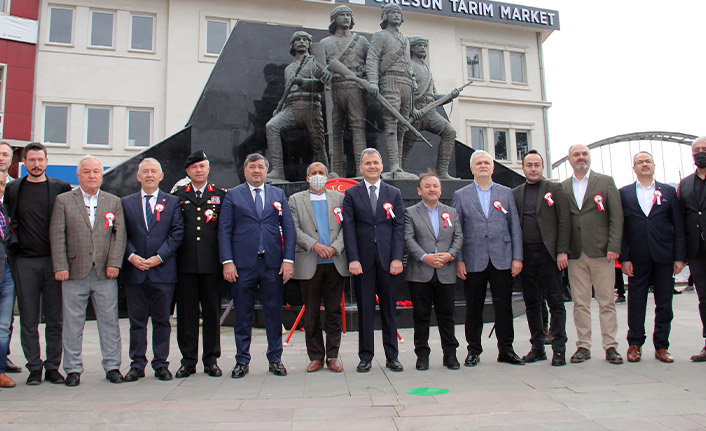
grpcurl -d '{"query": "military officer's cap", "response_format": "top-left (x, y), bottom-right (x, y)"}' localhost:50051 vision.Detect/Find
top-left (184, 150), bottom-right (208, 169)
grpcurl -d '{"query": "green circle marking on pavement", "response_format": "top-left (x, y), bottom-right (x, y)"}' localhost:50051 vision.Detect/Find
top-left (407, 387), bottom-right (450, 396)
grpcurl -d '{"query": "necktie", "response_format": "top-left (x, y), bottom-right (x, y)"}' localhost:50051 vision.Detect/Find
top-left (254, 188), bottom-right (264, 252)
top-left (369, 185), bottom-right (377, 215)
top-left (195, 190), bottom-right (202, 200)
top-left (0, 210), bottom-right (5, 240)
top-left (145, 195), bottom-right (154, 229)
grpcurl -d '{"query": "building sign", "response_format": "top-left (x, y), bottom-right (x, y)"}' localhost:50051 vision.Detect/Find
top-left (343, 0), bottom-right (560, 31)
top-left (0, 15), bottom-right (39, 45)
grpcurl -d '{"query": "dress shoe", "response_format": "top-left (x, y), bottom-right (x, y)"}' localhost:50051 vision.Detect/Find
top-left (464, 352), bottom-right (480, 367)
top-left (205, 363), bottom-right (222, 377)
top-left (385, 358), bottom-right (403, 372)
top-left (615, 296), bottom-right (626, 304)
top-left (64, 372), bottom-right (80, 387)
top-left (45, 369), bottom-right (65, 384)
top-left (105, 369), bottom-right (124, 383)
top-left (0, 373), bottom-right (16, 387)
top-left (268, 361), bottom-right (287, 376)
top-left (231, 363), bottom-right (249, 379)
top-left (498, 351), bottom-right (524, 365)
top-left (154, 367), bottom-right (173, 380)
top-left (326, 358), bottom-right (343, 372)
top-left (357, 360), bottom-right (372, 373)
top-left (5, 357), bottom-right (21, 373)
top-left (551, 351), bottom-right (566, 366)
top-left (521, 349), bottom-right (547, 363)
top-left (306, 360), bottom-right (324, 373)
top-left (175, 364), bottom-right (196, 378)
top-left (627, 345), bottom-right (642, 362)
top-left (443, 355), bottom-right (460, 370)
top-left (26, 370), bottom-right (42, 385)
top-left (123, 367), bottom-right (145, 382)
top-left (570, 347), bottom-right (591, 363)
top-left (655, 348), bottom-right (674, 363)
top-left (606, 347), bottom-right (623, 364)
top-left (415, 357), bottom-right (429, 371)
top-left (690, 347), bottom-right (706, 362)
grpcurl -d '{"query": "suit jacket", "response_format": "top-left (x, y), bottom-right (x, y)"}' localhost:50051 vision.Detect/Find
top-left (619, 181), bottom-right (685, 265)
top-left (512, 179), bottom-right (570, 261)
top-left (121, 190), bottom-right (184, 284)
top-left (342, 180), bottom-right (404, 271)
top-left (452, 181), bottom-right (522, 272)
top-left (678, 172), bottom-right (706, 260)
top-left (404, 201), bottom-right (463, 284)
top-left (561, 170), bottom-right (623, 259)
top-left (289, 189), bottom-right (349, 279)
top-left (50, 188), bottom-right (127, 280)
top-left (218, 183), bottom-right (296, 270)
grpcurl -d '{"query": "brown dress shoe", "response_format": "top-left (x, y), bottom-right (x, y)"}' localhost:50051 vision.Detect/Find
top-left (0, 373), bottom-right (16, 388)
top-left (654, 349), bottom-right (674, 363)
top-left (326, 358), bottom-right (343, 373)
top-left (306, 360), bottom-right (323, 373)
top-left (627, 345), bottom-right (642, 362)
top-left (691, 347), bottom-right (706, 362)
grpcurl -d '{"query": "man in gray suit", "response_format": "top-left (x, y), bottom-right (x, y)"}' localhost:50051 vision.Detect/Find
top-left (405, 172), bottom-right (463, 370)
top-left (453, 150), bottom-right (524, 366)
top-left (561, 144), bottom-right (624, 365)
top-left (50, 156), bottom-right (127, 386)
top-left (289, 162), bottom-right (349, 373)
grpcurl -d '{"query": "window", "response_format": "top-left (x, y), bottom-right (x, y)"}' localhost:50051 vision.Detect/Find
top-left (0, 0), bottom-right (7, 14)
top-left (48, 7), bottom-right (73, 44)
top-left (90, 10), bottom-right (114, 48)
top-left (494, 129), bottom-right (508, 161)
top-left (471, 128), bottom-right (485, 151)
top-left (511, 52), bottom-right (526, 83)
top-left (44, 105), bottom-right (69, 144)
top-left (515, 131), bottom-right (530, 161)
top-left (466, 47), bottom-right (482, 79)
top-left (131, 14), bottom-right (154, 51)
top-left (86, 107), bottom-right (111, 146)
top-left (206, 19), bottom-right (228, 55)
top-left (0, 66), bottom-right (4, 111)
top-left (488, 50), bottom-right (504, 81)
top-left (127, 109), bottom-right (152, 148)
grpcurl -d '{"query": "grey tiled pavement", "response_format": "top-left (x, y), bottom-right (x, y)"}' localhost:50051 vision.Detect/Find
top-left (1, 291), bottom-right (706, 430)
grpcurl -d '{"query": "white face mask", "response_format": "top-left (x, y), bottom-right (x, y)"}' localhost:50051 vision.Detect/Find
top-left (308, 174), bottom-right (327, 191)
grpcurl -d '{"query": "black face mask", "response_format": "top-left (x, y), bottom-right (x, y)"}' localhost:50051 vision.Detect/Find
top-left (695, 152), bottom-right (706, 169)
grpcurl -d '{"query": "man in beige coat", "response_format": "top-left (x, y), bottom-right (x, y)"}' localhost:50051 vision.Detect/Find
top-left (289, 162), bottom-right (349, 372)
top-left (50, 156), bottom-right (127, 386)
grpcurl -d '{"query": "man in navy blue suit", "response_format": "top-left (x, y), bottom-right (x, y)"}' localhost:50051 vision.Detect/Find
top-left (342, 148), bottom-right (405, 373)
top-left (219, 153), bottom-right (296, 378)
top-left (620, 151), bottom-right (685, 363)
top-left (121, 158), bottom-right (184, 382)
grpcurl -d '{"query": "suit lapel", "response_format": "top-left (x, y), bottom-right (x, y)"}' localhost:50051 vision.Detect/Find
top-left (536, 181), bottom-right (547, 215)
top-left (325, 190), bottom-right (338, 231)
top-left (469, 182), bottom-right (486, 219)
top-left (582, 171), bottom-right (597, 210)
top-left (240, 184), bottom-right (258, 218)
top-left (515, 184), bottom-right (525, 219)
top-left (96, 192), bottom-right (108, 229)
top-left (416, 203), bottom-right (436, 238)
top-left (72, 189), bottom-right (93, 230)
top-left (303, 191), bottom-right (315, 226)
top-left (629, 182), bottom-right (647, 219)
top-left (362, 181), bottom-right (377, 219)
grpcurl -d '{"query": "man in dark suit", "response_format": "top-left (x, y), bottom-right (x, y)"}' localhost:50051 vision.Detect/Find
top-left (678, 136), bottom-right (706, 362)
top-left (453, 150), bottom-right (524, 367)
top-left (561, 144), bottom-right (624, 365)
top-left (342, 148), bottom-right (405, 373)
top-left (513, 150), bottom-right (570, 366)
top-left (219, 153), bottom-right (296, 378)
top-left (121, 158), bottom-right (184, 382)
top-left (621, 151), bottom-right (685, 363)
top-left (4, 142), bottom-right (71, 385)
top-left (172, 151), bottom-right (226, 378)
top-left (404, 172), bottom-right (462, 371)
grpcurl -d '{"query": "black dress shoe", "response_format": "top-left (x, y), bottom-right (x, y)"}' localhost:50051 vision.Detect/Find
top-left (64, 372), bottom-right (80, 387)
top-left (105, 369), bottom-right (124, 383)
top-left (464, 352), bottom-right (480, 367)
top-left (123, 367), bottom-right (145, 382)
top-left (231, 363), bottom-right (249, 379)
top-left (175, 364), bottom-right (196, 378)
top-left (26, 370), bottom-right (42, 385)
top-left (205, 363), bottom-right (222, 377)
top-left (521, 349), bottom-right (548, 363)
top-left (155, 367), bottom-right (173, 380)
top-left (443, 355), bottom-right (460, 370)
top-left (605, 347), bottom-right (623, 364)
top-left (570, 347), bottom-right (591, 363)
top-left (5, 357), bottom-right (21, 373)
top-left (498, 351), bottom-right (525, 365)
top-left (385, 358), bottom-right (403, 372)
top-left (356, 360), bottom-right (372, 373)
top-left (268, 361), bottom-right (287, 376)
top-left (45, 369), bottom-right (65, 384)
top-left (415, 357), bottom-right (429, 371)
top-left (551, 351), bottom-right (566, 366)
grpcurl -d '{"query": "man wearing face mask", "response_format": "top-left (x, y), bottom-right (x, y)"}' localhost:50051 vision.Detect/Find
top-left (678, 137), bottom-right (706, 362)
top-left (289, 162), bottom-right (349, 372)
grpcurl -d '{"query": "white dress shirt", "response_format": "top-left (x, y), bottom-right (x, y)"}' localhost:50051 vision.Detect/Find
top-left (248, 183), bottom-right (265, 210)
top-left (140, 189), bottom-right (158, 228)
top-left (636, 180), bottom-right (656, 217)
top-left (363, 178), bottom-right (381, 200)
top-left (571, 170), bottom-right (591, 210)
top-left (81, 188), bottom-right (99, 228)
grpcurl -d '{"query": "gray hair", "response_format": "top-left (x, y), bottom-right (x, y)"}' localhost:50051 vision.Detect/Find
top-left (361, 147), bottom-right (382, 161)
top-left (568, 144), bottom-right (589, 156)
top-left (470, 150), bottom-right (492, 166)
top-left (138, 157), bottom-right (163, 173)
top-left (693, 136), bottom-right (706, 146)
top-left (244, 153), bottom-right (269, 170)
top-left (77, 155), bottom-right (104, 174)
top-left (632, 151), bottom-right (653, 165)
top-left (306, 162), bottom-right (328, 176)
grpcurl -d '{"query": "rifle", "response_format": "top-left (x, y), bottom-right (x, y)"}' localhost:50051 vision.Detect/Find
top-left (273, 55), bottom-right (309, 115)
top-left (327, 59), bottom-right (432, 148)
top-left (415, 80), bottom-right (473, 119)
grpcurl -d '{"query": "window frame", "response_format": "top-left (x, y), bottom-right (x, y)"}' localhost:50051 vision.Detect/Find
top-left (88, 9), bottom-right (116, 49)
top-left (43, 103), bottom-right (70, 146)
top-left (488, 49), bottom-right (505, 82)
top-left (84, 106), bottom-right (112, 148)
top-left (125, 108), bottom-right (153, 149)
top-left (129, 13), bottom-right (156, 53)
top-left (493, 129), bottom-right (509, 161)
top-left (47, 5), bottom-right (75, 46)
top-left (204, 18), bottom-right (229, 57)
top-left (515, 130), bottom-right (531, 161)
top-left (510, 51), bottom-right (527, 84)
top-left (465, 46), bottom-right (483, 80)
top-left (0, 0), bottom-right (10, 15)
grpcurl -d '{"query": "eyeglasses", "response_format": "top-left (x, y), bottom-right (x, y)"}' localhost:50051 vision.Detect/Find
top-left (634, 159), bottom-right (654, 166)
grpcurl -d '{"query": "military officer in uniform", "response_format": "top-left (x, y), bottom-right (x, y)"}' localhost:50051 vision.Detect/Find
top-left (172, 151), bottom-right (227, 378)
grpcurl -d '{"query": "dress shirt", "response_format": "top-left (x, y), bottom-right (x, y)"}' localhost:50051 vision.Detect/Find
top-left (247, 183), bottom-right (265, 211)
top-left (194, 184), bottom-right (206, 199)
top-left (133, 190), bottom-right (162, 263)
top-left (363, 178), bottom-right (381, 201)
top-left (420, 202), bottom-right (440, 261)
top-left (571, 170), bottom-right (591, 210)
top-left (81, 188), bottom-right (99, 228)
top-left (636, 180), bottom-right (655, 217)
top-left (474, 181), bottom-right (492, 218)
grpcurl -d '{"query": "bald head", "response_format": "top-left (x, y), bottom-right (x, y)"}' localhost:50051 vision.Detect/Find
top-left (568, 144), bottom-right (591, 175)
